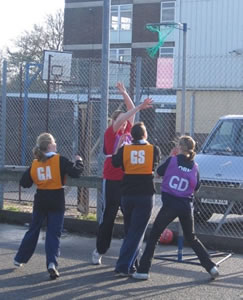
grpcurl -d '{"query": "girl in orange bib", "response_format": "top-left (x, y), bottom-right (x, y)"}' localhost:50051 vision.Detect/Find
top-left (112, 122), bottom-right (161, 276)
top-left (14, 133), bottom-right (83, 279)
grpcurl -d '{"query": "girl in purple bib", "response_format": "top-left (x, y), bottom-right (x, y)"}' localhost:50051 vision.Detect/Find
top-left (133, 136), bottom-right (219, 280)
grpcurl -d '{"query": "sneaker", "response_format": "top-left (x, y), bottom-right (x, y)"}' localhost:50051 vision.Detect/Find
top-left (209, 266), bottom-right (219, 279)
top-left (132, 272), bottom-right (149, 280)
top-left (14, 259), bottom-right (23, 267)
top-left (92, 249), bottom-right (102, 265)
top-left (114, 270), bottom-right (132, 277)
top-left (48, 263), bottom-right (60, 280)
top-left (115, 272), bottom-right (131, 277)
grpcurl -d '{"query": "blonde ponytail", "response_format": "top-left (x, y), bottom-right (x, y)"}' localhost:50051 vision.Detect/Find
top-left (33, 133), bottom-right (55, 162)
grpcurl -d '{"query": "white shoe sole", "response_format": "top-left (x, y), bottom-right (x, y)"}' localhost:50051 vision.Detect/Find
top-left (132, 273), bottom-right (149, 280)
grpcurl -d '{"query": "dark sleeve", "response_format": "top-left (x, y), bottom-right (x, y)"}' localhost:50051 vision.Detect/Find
top-left (156, 157), bottom-right (171, 177)
top-left (195, 169), bottom-right (201, 191)
top-left (20, 167), bottom-right (33, 188)
top-left (60, 156), bottom-right (84, 179)
top-left (153, 145), bottom-right (161, 170)
top-left (112, 147), bottom-right (124, 168)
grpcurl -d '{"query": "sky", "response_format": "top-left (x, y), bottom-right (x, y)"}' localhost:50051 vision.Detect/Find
top-left (0, 0), bottom-right (64, 50)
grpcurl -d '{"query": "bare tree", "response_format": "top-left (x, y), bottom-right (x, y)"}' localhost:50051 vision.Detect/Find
top-left (3, 9), bottom-right (64, 91)
top-left (7, 9), bottom-right (64, 65)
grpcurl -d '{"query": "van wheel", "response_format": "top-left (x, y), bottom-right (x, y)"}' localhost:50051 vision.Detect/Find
top-left (194, 207), bottom-right (213, 223)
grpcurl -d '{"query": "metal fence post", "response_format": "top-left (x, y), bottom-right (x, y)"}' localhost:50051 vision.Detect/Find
top-left (21, 63), bottom-right (30, 166)
top-left (0, 60), bottom-right (7, 209)
top-left (135, 57), bottom-right (142, 122)
top-left (190, 92), bottom-right (195, 138)
top-left (178, 23), bottom-right (187, 261)
top-left (97, 0), bottom-right (111, 222)
top-left (180, 23), bottom-right (187, 135)
top-left (21, 63), bottom-right (43, 166)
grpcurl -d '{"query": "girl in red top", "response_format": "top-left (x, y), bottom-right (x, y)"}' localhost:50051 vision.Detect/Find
top-left (92, 82), bottom-right (153, 265)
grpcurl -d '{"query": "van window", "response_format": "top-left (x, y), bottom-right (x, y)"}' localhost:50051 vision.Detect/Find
top-left (204, 120), bottom-right (234, 154)
top-left (203, 119), bottom-right (243, 155)
top-left (235, 122), bottom-right (243, 154)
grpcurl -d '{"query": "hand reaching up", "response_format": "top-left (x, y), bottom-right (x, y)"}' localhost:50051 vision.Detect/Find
top-left (139, 97), bottom-right (153, 110)
top-left (116, 82), bottom-right (126, 94)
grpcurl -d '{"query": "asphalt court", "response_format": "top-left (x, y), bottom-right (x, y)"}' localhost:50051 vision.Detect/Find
top-left (0, 223), bottom-right (242, 300)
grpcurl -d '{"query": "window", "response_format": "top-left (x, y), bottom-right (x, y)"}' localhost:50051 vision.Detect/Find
top-left (205, 120), bottom-right (235, 153)
top-left (161, 1), bottom-right (175, 23)
top-left (110, 48), bottom-right (131, 62)
top-left (110, 5), bottom-right (132, 43)
top-left (157, 47), bottom-right (174, 88)
top-left (109, 48), bottom-right (131, 85)
top-left (111, 5), bottom-right (132, 31)
top-left (159, 47), bottom-right (174, 58)
top-left (111, 9), bottom-right (119, 31)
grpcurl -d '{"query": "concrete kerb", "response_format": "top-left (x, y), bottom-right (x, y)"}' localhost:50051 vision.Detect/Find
top-left (0, 210), bottom-right (243, 255)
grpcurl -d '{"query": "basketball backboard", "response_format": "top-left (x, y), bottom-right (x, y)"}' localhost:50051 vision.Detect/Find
top-left (42, 50), bottom-right (72, 82)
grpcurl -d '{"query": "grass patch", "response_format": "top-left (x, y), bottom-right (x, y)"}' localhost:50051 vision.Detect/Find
top-left (77, 213), bottom-right (97, 221)
top-left (4, 206), bottom-right (21, 212)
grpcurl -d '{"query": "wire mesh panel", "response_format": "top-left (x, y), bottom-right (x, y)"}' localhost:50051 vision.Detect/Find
top-left (174, 55), bottom-right (243, 236)
top-left (1, 55), bottom-right (243, 239)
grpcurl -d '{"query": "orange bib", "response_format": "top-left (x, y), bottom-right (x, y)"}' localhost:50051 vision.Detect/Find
top-left (123, 144), bottom-right (154, 174)
top-left (30, 154), bottom-right (63, 190)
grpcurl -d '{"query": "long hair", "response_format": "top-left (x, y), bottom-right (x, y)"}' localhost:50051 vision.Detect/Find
top-left (111, 110), bottom-right (123, 121)
top-left (179, 135), bottom-right (196, 161)
top-left (32, 133), bottom-right (55, 162)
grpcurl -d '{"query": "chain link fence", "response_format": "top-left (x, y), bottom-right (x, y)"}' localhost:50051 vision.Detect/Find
top-left (1, 55), bottom-right (243, 240)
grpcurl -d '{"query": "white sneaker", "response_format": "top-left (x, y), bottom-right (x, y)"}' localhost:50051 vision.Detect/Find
top-left (132, 272), bottom-right (149, 280)
top-left (48, 262), bottom-right (60, 280)
top-left (92, 249), bottom-right (102, 265)
top-left (14, 259), bottom-right (23, 267)
top-left (209, 266), bottom-right (219, 279)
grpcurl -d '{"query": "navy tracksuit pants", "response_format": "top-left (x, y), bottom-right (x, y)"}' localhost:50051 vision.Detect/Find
top-left (115, 194), bottom-right (153, 274)
top-left (96, 179), bottom-right (122, 254)
top-left (15, 206), bottom-right (64, 268)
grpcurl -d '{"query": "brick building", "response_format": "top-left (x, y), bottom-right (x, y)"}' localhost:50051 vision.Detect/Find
top-left (63, 0), bottom-right (176, 60)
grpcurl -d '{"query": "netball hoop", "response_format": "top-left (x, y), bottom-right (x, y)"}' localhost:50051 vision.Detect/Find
top-left (145, 22), bottom-right (178, 58)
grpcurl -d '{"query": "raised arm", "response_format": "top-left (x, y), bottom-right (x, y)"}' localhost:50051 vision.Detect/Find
top-left (116, 82), bottom-right (135, 125)
top-left (113, 97), bottom-right (153, 133)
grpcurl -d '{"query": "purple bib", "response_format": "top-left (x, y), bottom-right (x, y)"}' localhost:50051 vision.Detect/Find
top-left (161, 156), bottom-right (198, 198)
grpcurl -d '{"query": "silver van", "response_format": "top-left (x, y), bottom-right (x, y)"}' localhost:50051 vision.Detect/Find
top-left (194, 115), bottom-right (243, 222)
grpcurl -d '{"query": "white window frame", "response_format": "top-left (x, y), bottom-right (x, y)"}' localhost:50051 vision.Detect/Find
top-left (111, 4), bottom-right (132, 32)
top-left (110, 48), bottom-right (132, 62)
top-left (109, 48), bottom-right (131, 85)
top-left (161, 1), bottom-right (176, 23)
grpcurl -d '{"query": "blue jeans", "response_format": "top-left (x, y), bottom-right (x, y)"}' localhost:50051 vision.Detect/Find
top-left (115, 194), bottom-right (153, 274)
top-left (15, 207), bottom-right (64, 267)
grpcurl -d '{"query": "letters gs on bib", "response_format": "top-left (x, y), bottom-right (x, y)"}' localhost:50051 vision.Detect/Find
top-left (130, 150), bottom-right (145, 164)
